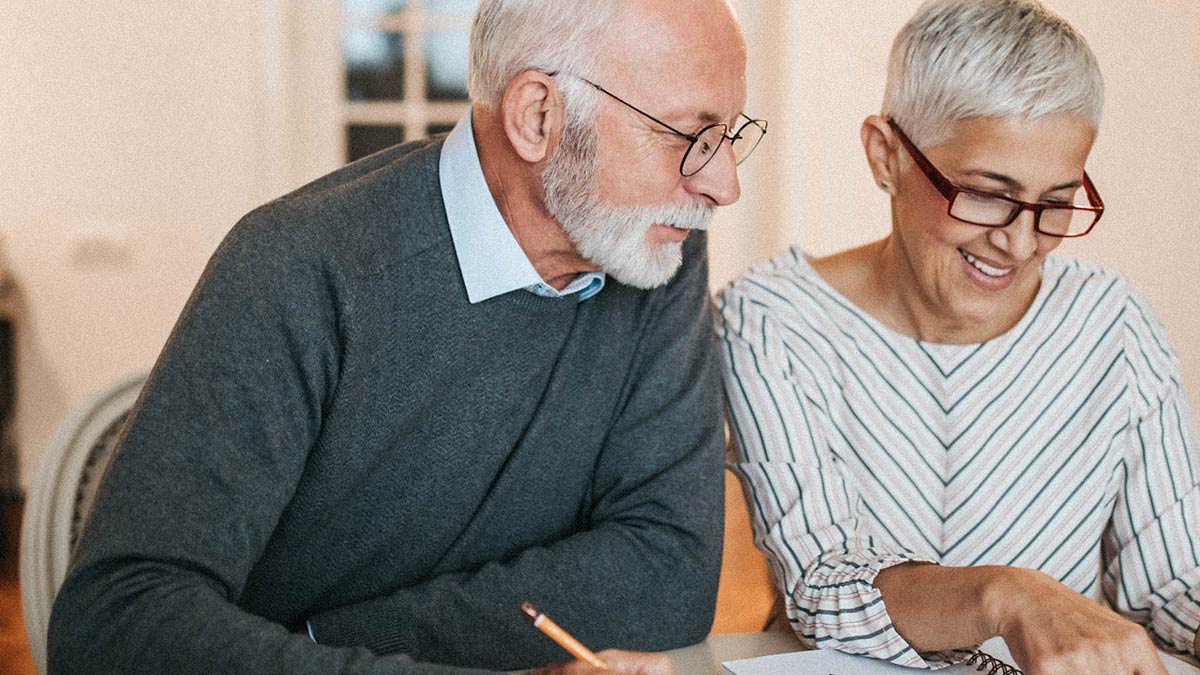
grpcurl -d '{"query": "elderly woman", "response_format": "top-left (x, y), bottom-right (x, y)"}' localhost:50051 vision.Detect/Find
top-left (717, 1), bottom-right (1200, 673)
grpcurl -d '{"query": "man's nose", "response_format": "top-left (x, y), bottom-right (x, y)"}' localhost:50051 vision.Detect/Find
top-left (685, 141), bottom-right (741, 206)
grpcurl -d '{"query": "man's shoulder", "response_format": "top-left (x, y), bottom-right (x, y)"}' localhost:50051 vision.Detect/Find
top-left (229, 138), bottom-right (450, 273)
top-left (284, 137), bottom-right (443, 205)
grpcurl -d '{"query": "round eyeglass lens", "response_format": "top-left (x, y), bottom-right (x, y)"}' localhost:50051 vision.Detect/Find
top-left (682, 124), bottom-right (729, 176)
top-left (733, 120), bottom-right (766, 165)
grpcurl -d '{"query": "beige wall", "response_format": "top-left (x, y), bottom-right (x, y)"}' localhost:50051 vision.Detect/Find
top-left (3, 1), bottom-right (1198, 490)
top-left (1, 2), bottom-right (294, 488)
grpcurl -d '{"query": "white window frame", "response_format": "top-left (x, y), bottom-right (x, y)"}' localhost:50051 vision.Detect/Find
top-left (280, 1), bottom-right (476, 189)
top-left (342, 2), bottom-right (475, 139)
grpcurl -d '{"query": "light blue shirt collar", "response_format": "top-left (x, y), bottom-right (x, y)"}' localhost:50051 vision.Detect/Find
top-left (439, 112), bottom-right (605, 304)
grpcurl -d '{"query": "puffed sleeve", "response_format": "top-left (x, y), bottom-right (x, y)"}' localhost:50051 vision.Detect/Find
top-left (1103, 282), bottom-right (1200, 655)
top-left (715, 283), bottom-right (948, 669)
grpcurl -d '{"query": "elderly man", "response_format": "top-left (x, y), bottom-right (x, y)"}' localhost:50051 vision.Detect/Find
top-left (48, 1), bottom-right (763, 674)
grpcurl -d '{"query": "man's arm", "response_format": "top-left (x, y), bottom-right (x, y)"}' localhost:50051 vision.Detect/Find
top-left (307, 234), bottom-right (726, 668)
top-left (48, 214), bottom-right (500, 675)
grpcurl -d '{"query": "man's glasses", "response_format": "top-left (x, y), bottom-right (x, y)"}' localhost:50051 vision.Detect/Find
top-left (887, 119), bottom-right (1104, 238)
top-left (555, 72), bottom-right (767, 177)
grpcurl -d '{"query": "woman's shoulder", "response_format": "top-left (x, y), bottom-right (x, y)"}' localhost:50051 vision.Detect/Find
top-left (1042, 253), bottom-right (1124, 286)
top-left (1038, 255), bottom-right (1166, 347)
top-left (1040, 254), bottom-right (1168, 316)
top-left (1042, 255), bottom-right (1181, 395)
top-left (715, 246), bottom-right (847, 326)
top-left (1037, 254), bottom-right (1144, 316)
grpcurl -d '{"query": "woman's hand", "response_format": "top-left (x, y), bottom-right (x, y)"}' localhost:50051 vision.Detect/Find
top-left (527, 650), bottom-right (674, 675)
top-left (874, 563), bottom-right (1169, 674)
top-left (986, 568), bottom-right (1167, 675)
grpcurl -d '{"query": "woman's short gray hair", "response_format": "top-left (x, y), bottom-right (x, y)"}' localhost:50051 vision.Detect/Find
top-left (468, 0), bottom-right (619, 112)
top-left (883, 0), bottom-right (1104, 147)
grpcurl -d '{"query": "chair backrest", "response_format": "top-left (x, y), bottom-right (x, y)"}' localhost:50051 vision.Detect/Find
top-left (713, 467), bottom-right (777, 634)
top-left (19, 372), bottom-right (148, 675)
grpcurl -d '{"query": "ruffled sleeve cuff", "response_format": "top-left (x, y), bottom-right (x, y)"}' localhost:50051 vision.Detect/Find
top-left (1151, 584), bottom-right (1200, 655)
top-left (794, 551), bottom-right (967, 670)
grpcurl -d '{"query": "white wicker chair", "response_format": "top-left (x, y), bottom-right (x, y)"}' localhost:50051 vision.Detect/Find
top-left (19, 372), bottom-right (147, 675)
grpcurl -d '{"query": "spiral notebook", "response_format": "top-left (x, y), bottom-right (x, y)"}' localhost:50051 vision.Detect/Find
top-left (721, 637), bottom-right (1200, 675)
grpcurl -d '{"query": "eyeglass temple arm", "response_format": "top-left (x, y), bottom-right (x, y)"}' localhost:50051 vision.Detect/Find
top-left (1082, 172), bottom-right (1104, 211)
top-left (886, 119), bottom-right (957, 200)
top-left (573, 76), bottom-right (698, 140)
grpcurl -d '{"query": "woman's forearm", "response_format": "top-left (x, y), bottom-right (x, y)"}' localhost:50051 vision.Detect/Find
top-left (873, 561), bottom-right (1173, 674)
top-left (872, 562), bottom-right (1012, 652)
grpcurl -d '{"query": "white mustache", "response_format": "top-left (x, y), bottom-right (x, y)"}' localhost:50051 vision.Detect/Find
top-left (623, 200), bottom-right (714, 232)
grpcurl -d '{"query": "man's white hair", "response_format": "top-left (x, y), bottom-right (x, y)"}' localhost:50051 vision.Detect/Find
top-left (467, 0), bottom-right (621, 111)
top-left (883, 0), bottom-right (1104, 148)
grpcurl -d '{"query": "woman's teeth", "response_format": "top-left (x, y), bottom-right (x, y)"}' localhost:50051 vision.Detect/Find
top-left (961, 249), bottom-right (1012, 278)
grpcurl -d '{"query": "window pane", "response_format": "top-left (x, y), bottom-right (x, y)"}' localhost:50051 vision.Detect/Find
top-left (425, 0), bottom-right (478, 15)
top-left (426, 123), bottom-right (456, 138)
top-left (343, 0), bottom-right (407, 16)
top-left (425, 31), bottom-right (469, 101)
top-left (345, 29), bottom-right (405, 101)
top-left (347, 124), bottom-right (406, 162)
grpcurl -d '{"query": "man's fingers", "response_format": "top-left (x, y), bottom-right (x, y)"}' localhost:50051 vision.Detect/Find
top-left (594, 649), bottom-right (674, 675)
top-left (529, 650), bottom-right (674, 675)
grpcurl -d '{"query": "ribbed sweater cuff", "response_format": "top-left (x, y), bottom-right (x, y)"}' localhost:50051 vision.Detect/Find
top-left (308, 596), bottom-right (410, 656)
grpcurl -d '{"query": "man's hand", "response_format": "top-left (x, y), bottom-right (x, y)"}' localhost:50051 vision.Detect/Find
top-left (988, 568), bottom-right (1168, 675)
top-left (528, 650), bottom-right (674, 675)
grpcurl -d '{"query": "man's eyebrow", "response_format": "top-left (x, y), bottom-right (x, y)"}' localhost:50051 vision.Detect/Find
top-left (654, 109), bottom-right (727, 129)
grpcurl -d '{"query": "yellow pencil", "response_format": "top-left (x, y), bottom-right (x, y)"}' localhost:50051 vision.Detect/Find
top-left (520, 602), bottom-right (610, 670)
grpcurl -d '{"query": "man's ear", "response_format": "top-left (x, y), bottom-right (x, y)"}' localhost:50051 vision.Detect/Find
top-left (861, 115), bottom-right (898, 196)
top-left (500, 70), bottom-right (561, 164)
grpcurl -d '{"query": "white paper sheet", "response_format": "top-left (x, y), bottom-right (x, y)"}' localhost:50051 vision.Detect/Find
top-left (721, 637), bottom-right (1200, 675)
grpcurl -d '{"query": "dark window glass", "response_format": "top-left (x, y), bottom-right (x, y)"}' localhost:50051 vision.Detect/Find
top-left (347, 124), bottom-right (406, 162)
top-left (426, 123), bottom-right (455, 138)
top-left (343, 0), bottom-right (407, 16)
top-left (424, 31), bottom-right (469, 101)
top-left (345, 30), bottom-right (405, 101)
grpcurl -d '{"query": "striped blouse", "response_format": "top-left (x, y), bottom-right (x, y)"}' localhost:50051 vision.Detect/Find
top-left (716, 249), bottom-right (1200, 669)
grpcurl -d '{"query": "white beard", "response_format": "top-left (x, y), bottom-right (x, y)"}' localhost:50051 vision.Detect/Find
top-left (541, 116), bottom-right (713, 289)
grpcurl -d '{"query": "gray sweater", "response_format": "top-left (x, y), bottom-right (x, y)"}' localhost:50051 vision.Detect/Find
top-left (47, 138), bottom-right (725, 675)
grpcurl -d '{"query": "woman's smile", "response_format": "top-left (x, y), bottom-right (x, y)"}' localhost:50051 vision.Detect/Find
top-left (958, 248), bottom-right (1017, 290)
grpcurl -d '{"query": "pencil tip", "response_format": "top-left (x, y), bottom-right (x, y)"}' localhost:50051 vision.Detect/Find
top-left (519, 602), bottom-right (540, 622)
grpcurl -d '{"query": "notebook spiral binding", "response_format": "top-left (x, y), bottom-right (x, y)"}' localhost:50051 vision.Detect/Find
top-left (965, 649), bottom-right (1022, 675)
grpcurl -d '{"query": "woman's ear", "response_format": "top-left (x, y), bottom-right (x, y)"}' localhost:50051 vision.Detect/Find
top-left (499, 70), bottom-right (562, 164)
top-left (861, 115), bottom-right (898, 196)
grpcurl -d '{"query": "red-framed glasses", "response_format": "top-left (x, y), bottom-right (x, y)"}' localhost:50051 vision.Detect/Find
top-left (887, 119), bottom-right (1104, 238)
